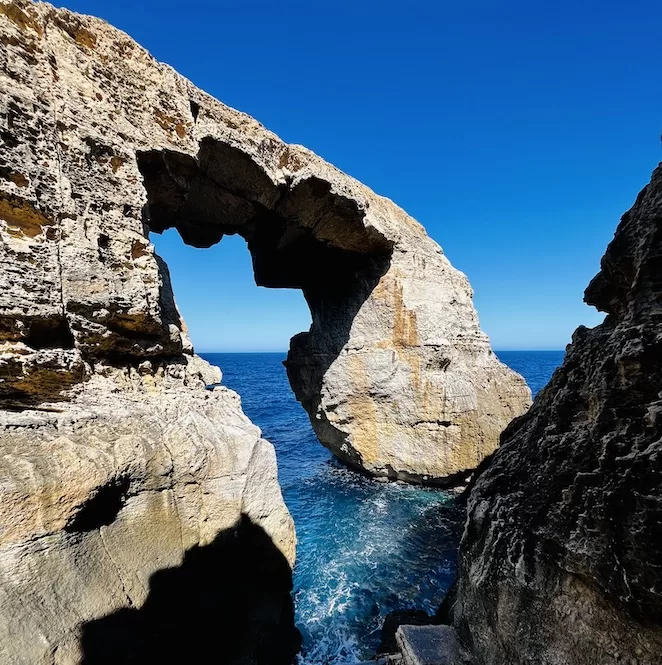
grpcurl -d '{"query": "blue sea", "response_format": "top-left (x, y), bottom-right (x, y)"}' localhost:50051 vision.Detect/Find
top-left (200, 350), bottom-right (564, 664)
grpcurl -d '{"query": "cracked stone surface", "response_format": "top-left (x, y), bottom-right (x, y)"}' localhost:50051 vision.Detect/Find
top-left (450, 165), bottom-right (662, 664)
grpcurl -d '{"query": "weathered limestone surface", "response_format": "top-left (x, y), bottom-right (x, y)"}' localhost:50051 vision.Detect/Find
top-left (0, 366), bottom-right (297, 664)
top-left (1, 4), bottom-right (299, 662)
top-left (450, 166), bottom-right (662, 664)
top-left (0, 0), bottom-right (530, 486)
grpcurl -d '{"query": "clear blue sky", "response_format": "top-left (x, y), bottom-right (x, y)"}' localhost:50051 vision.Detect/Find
top-left (59, 1), bottom-right (662, 351)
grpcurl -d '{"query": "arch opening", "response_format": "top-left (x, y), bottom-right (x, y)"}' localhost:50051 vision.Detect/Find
top-left (151, 230), bottom-right (311, 354)
top-left (136, 139), bottom-right (393, 469)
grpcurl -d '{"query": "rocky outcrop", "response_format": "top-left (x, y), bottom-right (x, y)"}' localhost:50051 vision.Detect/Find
top-left (0, 369), bottom-right (298, 664)
top-left (450, 166), bottom-right (662, 664)
top-left (1, 3), bottom-right (298, 662)
top-left (0, 0), bottom-right (529, 487)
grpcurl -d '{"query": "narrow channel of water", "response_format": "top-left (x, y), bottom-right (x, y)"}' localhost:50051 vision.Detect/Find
top-left (202, 351), bottom-right (562, 664)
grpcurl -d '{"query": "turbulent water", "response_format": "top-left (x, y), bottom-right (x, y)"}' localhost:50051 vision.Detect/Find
top-left (201, 350), bottom-right (563, 664)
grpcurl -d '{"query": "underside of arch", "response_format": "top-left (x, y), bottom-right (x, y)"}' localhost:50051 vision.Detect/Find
top-left (136, 140), bottom-right (394, 472)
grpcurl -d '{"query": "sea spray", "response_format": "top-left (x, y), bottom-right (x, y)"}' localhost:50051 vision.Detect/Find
top-left (204, 351), bottom-right (562, 663)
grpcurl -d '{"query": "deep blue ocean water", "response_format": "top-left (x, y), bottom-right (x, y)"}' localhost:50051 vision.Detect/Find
top-left (201, 350), bottom-right (564, 664)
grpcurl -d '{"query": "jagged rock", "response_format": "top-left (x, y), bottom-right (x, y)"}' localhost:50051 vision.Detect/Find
top-left (0, 0), bottom-right (529, 486)
top-left (450, 166), bottom-right (662, 664)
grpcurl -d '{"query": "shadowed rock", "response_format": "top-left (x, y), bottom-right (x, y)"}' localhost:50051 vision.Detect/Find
top-left (449, 165), bottom-right (662, 664)
top-left (0, 384), bottom-right (296, 664)
top-left (81, 515), bottom-right (300, 665)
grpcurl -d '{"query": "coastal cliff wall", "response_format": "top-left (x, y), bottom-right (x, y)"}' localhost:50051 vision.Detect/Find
top-left (0, 381), bottom-right (299, 664)
top-left (1, 2), bottom-right (299, 662)
top-left (450, 166), bottom-right (662, 664)
top-left (0, 0), bottom-right (529, 487)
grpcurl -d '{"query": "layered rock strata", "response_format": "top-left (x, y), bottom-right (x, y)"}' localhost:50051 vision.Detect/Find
top-left (450, 165), bottom-right (662, 664)
top-left (0, 0), bottom-right (530, 487)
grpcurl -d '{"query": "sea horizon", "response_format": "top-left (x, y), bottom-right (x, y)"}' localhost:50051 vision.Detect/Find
top-left (198, 348), bottom-right (567, 354)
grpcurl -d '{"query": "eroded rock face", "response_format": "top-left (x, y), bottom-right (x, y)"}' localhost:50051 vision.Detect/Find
top-left (1, 5), bottom-right (298, 662)
top-left (0, 362), bottom-right (298, 664)
top-left (0, 0), bottom-right (530, 486)
top-left (450, 166), bottom-right (662, 664)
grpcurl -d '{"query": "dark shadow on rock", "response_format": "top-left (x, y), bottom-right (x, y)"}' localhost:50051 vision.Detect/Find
top-left (80, 515), bottom-right (300, 665)
top-left (284, 251), bottom-right (392, 471)
top-left (65, 476), bottom-right (131, 533)
top-left (434, 580), bottom-right (458, 625)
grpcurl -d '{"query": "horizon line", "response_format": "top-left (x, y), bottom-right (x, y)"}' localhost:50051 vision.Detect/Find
top-left (196, 348), bottom-right (567, 354)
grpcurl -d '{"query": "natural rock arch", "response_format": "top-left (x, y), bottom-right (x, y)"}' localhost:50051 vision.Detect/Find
top-left (0, 3), bottom-right (531, 663)
top-left (137, 141), bottom-right (394, 471)
top-left (137, 133), bottom-right (529, 484)
top-left (0, 1), bottom-right (530, 484)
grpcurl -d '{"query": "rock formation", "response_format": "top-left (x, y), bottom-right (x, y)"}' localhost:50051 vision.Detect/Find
top-left (450, 165), bottom-right (662, 664)
top-left (0, 0), bottom-right (529, 487)
top-left (2, 3), bottom-right (298, 662)
top-left (0, 380), bottom-right (299, 664)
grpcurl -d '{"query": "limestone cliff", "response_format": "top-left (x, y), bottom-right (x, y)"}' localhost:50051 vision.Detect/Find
top-left (0, 374), bottom-right (299, 664)
top-left (0, 0), bottom-right (530, 488)
top-left (1, 3), bottom-right (299, 663)
top-left (450, 166), bottom-right (662, 664)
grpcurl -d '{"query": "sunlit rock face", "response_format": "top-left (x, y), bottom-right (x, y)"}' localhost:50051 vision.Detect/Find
top-left (450, 166), bottom-right (662, 665)
top-left (0, 379), bottom-right (298, 665)
top-left (0, 1), bottom-right (530, 659)
top-left (0, 1), bottom-right (529, 486)
top-left (1, 3), bottom-right (298, 663)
